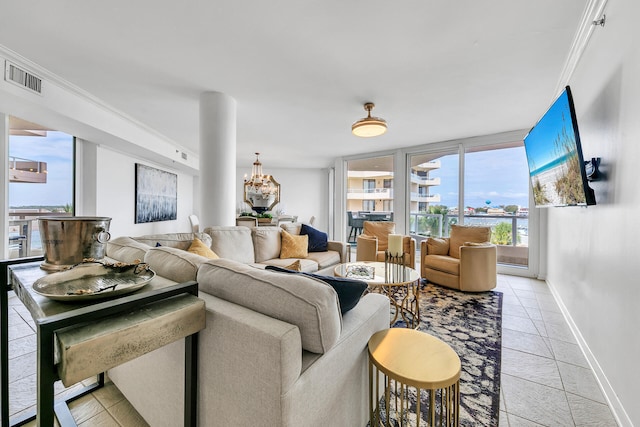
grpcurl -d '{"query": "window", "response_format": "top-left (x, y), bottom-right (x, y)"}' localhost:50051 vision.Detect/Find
top-left (464, 145), bottom-right (529, 267)
top-left (7, 117), bottom-right (75, 259)
top-left (346, 155), bottom-right (395, 237)
top-left (408, 143), bottom-right (530, 269)
top-left (363, 179), bottom-right (376, 193)
top-left (409, 150), bottom-right (459, 238)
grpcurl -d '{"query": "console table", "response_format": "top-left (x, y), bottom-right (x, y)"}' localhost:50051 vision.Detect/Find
top-left (1, 258), bottom-right (205, 427)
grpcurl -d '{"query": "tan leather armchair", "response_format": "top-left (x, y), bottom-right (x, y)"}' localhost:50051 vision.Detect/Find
top-left (356, 221), bottom-right (416, 268)
top-left (420, 225), bottom-right (496, 292)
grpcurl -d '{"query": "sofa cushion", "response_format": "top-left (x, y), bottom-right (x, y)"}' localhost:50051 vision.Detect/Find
top-left (423, 254), bottom-right (460, 276)
top-left (106, 237), bottom-right (150, 263)
top-left (449, 225), bottom-right (492, 259)
top-left (362, 221), bottom-right (396, 252)
top-left (304, 250), bottom-right (341, 269)
top-left (426, 237), bottom-right (449, 255)
top-left (204, 226), bottom-right (255, 264)
top-left (197, 258), bottom-right (341, 354)
top-left (133, 233), bottom-right (212, 251)
top-left (280, 230), bottom-right (308, 259)
top-left (266, 266), bottom-right (368, 314)
top-left (187, 238), bottom-right (219, 259)
top-left (300, 224), bottom-right (328, 252)
top-left (144, 247), bottom-right (209, 283)
top-left (252, 227), bottom-right (281, 262)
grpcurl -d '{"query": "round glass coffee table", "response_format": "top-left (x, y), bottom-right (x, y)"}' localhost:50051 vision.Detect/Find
top-left (334, 261), bottom-right (421, 328)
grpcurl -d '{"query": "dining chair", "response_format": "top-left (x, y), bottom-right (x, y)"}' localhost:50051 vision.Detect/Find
top-left (236, 216), bottom-right (258, 228)
top-left (188, 214), bottom-right (200, 233)
top-left (347, 211), bottom-right (364, 243)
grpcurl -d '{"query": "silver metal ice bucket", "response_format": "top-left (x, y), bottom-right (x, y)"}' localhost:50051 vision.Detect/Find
top-left (38, 216), bottom-right (112, 271)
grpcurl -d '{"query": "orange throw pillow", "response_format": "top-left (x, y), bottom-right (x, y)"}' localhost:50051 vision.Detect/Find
top-left (187, 238), bottom-right (219, 259)
top-left (280, 230), bottom-right (309, 259)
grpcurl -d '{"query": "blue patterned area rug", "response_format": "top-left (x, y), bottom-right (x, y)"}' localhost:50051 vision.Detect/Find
top-left (380, 281), bottom-right (503, 426)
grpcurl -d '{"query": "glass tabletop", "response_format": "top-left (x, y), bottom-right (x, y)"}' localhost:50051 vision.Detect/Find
top-left (334, 261), bottom-right (420, 286)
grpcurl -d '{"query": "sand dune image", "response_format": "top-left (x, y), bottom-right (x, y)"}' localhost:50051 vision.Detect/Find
top-left (531, 155), bottom-right (585, 206)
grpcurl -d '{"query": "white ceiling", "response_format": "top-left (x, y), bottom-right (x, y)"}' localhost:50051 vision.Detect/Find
top-left (0, 1), bottom-right (587, 169)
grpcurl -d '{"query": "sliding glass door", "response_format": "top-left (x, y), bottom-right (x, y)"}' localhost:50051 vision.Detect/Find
top-left (408, 150), bottom-right (459, 244)
top-left (408, 142), bottom-right (533, 272)
top-left (464, 145), bottom-right (530, 268)
top-left (346, 155), bottom-right (394, 242)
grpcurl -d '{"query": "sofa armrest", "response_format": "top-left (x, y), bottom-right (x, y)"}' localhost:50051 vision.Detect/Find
top-left (459, 244), bottom-right (497, 291)
top-left (327, 240), bottom-right (349, 263)
top-left (356, 234), bottom-right (377, 262)
top-left (143, 246), bottom-right (210, 283)
top-left (421, 237), bottom-right (451, 278)
top-left (110, 292), bottom-right (303, 427)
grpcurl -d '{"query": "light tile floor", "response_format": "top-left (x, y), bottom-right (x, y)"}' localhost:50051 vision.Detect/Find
top-left (6, 274), bottom-right (619, 426)
top-left (496, 274), bottom-right (618, 426)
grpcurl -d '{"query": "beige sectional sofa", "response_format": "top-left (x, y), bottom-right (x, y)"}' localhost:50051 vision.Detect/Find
top-left (104, 231), bottom-right (389, 427)
top-left (203, 224), bottom-right (348, 275)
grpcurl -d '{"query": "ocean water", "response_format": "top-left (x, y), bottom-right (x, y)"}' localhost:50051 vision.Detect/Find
top-left (530, 151), bottom-right (575, 176)
top-left (30, 229), bottom-right (42, 250)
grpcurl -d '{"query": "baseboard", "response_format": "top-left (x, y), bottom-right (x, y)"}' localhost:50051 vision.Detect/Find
top-left (545, 278), bottom-right (633, 427)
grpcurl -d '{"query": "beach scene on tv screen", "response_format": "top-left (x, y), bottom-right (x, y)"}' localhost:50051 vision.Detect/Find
top-left (524, 90), bottom-right (586, 206)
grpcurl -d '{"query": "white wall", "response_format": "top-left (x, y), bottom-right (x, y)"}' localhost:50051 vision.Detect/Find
top-left (91, 149), bottom-right (328, 237)
top-left (546, 0), bottom-right (638, 424)
top-left (235, 167), bottom-right (330, 232)
top-left (92, 145), bottom-right (195, 238)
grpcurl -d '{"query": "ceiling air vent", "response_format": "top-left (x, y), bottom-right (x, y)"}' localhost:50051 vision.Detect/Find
top-left (4, 61), bottom-right (43, 95)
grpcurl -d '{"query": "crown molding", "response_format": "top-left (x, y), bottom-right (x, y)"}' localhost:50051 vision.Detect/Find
top-left (554, 0), bottom-right (609, 96)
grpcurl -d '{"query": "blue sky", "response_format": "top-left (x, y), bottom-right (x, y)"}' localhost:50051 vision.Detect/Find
top-left (523, 88), bottom-right (575, 173)
top-left (428, 146), bottom-right (530, 208)
top-left (9, 131), bottom-right (74, 207)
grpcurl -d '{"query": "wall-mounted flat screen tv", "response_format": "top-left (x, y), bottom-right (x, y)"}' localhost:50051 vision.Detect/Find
top-left (523, 86), bottom-right (596, 207)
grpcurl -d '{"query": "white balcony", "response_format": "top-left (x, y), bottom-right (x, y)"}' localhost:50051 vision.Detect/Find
top-left (411, 175), bottom-right (441, 186)
top-left (410, 193), bottom-right (441, 203)
top-left (347, 188), bottom-right (393, 200)
top-left (8, 157), bottom-right (47, 183)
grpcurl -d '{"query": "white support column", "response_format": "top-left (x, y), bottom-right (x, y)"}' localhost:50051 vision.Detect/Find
top-left (199, 92), bottom-right (237, 227)
top-left (0, 114), bottom-right (9, 259)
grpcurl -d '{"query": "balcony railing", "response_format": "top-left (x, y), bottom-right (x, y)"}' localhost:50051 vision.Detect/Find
top-left (9, 156), bottom-right (47, 183)
top-left (410, 174), bottom-right (441, 186)
top-left (410, 193), bottom-right (441, 203)
top-left (8, 211), bottom-right (72, 258)
top-left (347, 188), bottom-right (393, 200)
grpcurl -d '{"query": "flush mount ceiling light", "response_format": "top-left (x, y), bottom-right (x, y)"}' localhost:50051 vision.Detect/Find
top-left (352, 102), bottom-right (387, 137)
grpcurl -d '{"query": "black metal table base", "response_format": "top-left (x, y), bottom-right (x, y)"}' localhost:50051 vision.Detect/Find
top-left (1, 258), bottom-right (200, 427)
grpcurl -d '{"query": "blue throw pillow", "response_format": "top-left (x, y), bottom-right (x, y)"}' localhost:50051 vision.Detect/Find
top-left (265, 266), bottom-right (367, 314)
top-left (300, 224), bottom-right (328, 252)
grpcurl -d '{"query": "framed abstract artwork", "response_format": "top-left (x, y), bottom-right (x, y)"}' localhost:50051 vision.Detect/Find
top-left (135, 163), bottom-right (177, 223)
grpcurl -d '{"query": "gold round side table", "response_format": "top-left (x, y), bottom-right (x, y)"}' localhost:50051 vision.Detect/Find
top-left (368, 328), bottom-right (461, 426)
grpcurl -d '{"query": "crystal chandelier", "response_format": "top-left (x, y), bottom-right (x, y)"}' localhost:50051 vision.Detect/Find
top-left (244, 153), bottom-right (277, 200)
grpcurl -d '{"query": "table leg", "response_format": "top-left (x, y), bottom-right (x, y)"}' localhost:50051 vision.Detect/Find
top-left (184, 333), bottom-right (198, 427)
top-left (37, 326), bottom-right (56, 427)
